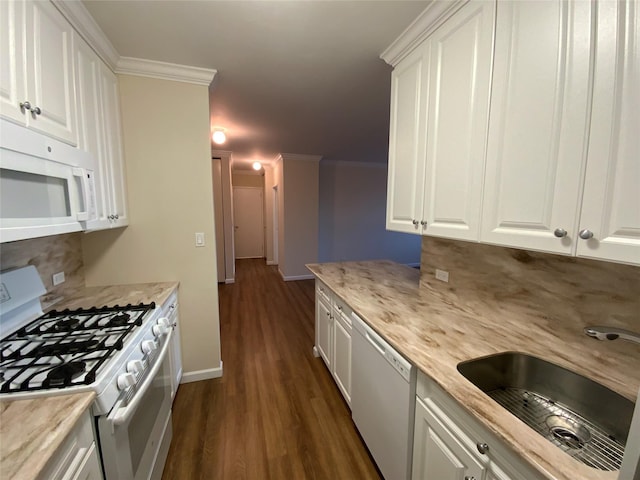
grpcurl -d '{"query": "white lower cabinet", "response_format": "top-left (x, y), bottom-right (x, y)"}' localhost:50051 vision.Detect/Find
top-left (314, 279), bottom-right (352, 407)
top-left (412, 372), bottom-right (542, 480)
top-left (39, 409), bottom-right (102, 480)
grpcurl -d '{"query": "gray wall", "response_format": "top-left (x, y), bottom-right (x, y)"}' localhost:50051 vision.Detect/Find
top-left (318, 160), bottom-right (421, 264)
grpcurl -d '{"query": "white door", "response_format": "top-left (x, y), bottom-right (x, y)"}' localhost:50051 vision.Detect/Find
top-left (386, 43), bottom-right (429, 234)
top-left (24, 0), bottom-right (77, 145)
top-left (233, 186), bottom-right (264, 259)
top-left (480, 1), bottom-right (593, 254)
top-left (421, 0), bottom-right (494, 241)
top-left (577, 0), bottom-right (640, 265)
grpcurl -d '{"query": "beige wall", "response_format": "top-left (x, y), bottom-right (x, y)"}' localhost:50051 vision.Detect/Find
top-left (232, 172), bottom-right (263, 188)
top-left (281, 154), bottom-right (320, 279)
top-left (81, 75), bottom-right (221, 378)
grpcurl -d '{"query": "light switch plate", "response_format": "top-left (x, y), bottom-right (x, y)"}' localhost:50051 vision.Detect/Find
top-left (52, 272), bottom-right (65, 286)
top-left (435, 269), bottom-right (449, 283)
top-left (195, 232), bottom-right (205, 247)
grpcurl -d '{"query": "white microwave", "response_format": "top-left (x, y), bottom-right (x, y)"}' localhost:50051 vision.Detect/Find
top-left (0, 120), bottom-right (98, 243)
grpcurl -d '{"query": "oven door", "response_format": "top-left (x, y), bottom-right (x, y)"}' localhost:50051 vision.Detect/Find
top-left (98, 332), bottom-right (173, 480)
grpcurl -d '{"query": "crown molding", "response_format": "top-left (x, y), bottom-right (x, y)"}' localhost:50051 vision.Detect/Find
top-left (280, 153), bottom-right (323, 163)
top-left (52, 0), bottom-right (120, 70)
top-left (116, 57), bottom-right (217, 86)
top-left (380, 0), bottom-right (468, 67)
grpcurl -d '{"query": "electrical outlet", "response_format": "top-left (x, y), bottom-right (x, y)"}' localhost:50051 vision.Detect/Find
top-left (195, 232), bottom-right (205, 247)
top-left (435, 269), bottom-right (449, 283)
top-left (52, 272), bottom-right (65, 286)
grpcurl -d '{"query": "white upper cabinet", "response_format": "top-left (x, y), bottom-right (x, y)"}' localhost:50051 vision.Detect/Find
top-left (386, 0), bottom-right (495, 239)
top-left (576, 0), bottom-right (640, 265)
top-left (480, 1), bottom-right (594, 254)
top-left (0, 0), bottom-right (77, 145)
top-left (75, 34), bottom-right (128, 230)
top-left (422, 1), bottom-right (494, 240)
top-left (386, 45), bottom-right (428, 234)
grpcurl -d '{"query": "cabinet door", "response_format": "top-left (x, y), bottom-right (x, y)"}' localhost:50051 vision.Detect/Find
top-left (481, 1), bottom-right (593, 254)
top-left (24, 0), bottom-right (77, 145)
top-left (577, 0), bottom-right (640, 265)
top-left (412, 397), bottom-right (485, 480)
top-left (421, 0), bottom-right (494, 241)
top-left (386, 44), bottom-right (429, 234)
top-left (0, 0), bottom-right (27, 125)
top-left (75, 35), bottom-right (111, 229)
top-left (71, 444), bottom-right (102, 480)
top-left (316, 296), bottom-right (332, 369)
top-left (332, 315), bottom-right (351, 406)
top-left (99, 63), bottom-right (129, 227)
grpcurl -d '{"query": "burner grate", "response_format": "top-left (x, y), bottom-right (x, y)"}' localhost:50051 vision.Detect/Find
top-left (488, 387), bottom-right (625, 471)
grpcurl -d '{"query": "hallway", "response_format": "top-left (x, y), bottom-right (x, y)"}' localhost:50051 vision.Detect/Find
top-left (162, 258), bottom-right (381, 479)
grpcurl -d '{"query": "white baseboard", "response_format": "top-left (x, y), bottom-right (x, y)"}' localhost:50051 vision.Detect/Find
top-left (312, 346), bottom-right (320, 358)
top-left (281, 273), bottom-right (315, 281)
top-left (266, 260), bottom-right (277, 265)
top-left (180, 361), bottom-right (223, 383)
top-left (224, 278), bottom-right (235, 284)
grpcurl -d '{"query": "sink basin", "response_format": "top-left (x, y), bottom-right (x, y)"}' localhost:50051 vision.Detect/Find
top-left (457, 352), bottom-right (635, 471)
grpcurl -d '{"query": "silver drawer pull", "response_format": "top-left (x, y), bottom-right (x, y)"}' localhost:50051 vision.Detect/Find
top-left (476, 442), bottom-right (489, 454)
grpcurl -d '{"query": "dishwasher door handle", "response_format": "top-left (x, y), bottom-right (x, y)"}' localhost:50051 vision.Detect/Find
top-left (365, 331), bottom-right (386, 356)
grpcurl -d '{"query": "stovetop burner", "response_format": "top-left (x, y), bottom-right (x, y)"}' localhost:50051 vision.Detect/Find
top-left (46, 361), bottom-right (86, 387)
top-left (0, 302), bottom-right (155, 393)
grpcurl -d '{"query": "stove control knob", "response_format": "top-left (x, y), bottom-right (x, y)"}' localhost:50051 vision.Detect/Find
top-left (117, 373), bottom-right (136, 390)
top-left (141, 340), bottom-right (157, 354)
top-left (127, 360), bottom-right (144, 374)
top-left (152, 324), bottom-right (170, 337)
top-left (158, 317), bottom-right (171, 328)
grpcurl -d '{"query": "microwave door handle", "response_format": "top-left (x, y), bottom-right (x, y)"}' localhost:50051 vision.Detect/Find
top-left (72, 168), bottom-right (89, 221)
top-left (108, 329), bottom-right (173, 427)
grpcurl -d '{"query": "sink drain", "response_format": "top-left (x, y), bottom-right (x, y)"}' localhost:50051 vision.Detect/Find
top-left (546, 415), bottom-right (591, 449)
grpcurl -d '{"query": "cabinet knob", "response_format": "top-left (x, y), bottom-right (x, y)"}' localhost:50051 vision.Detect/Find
top-left (420, 220), bottom-right (427, 227)
top-left (476, 442), bottom-right (489, 454)
top-left (19, 100), bottom-right (32, 112)
top-left (553, 228), bottom-right (567, 238)
top-left (32, 106), bottom-right (41, 115)
top-left (412, 219), bottom-right (419, 226)
top-left (464, 477), bottom-right (476, 480)
top-left (114, 214), bottom-right (119, 219)
top-left (579, 229), bottom-right (594, 240)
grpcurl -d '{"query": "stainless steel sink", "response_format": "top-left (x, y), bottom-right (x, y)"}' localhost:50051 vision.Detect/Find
top-left (457, 352), bottom-right (635, 471)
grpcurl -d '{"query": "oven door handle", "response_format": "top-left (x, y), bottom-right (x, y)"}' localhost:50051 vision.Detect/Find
top-left (108, 329), bottom-right (172, 427)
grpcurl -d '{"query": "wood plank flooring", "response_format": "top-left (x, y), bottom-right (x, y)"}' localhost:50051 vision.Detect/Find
top-left (162, 258), bottom-right (381, 480)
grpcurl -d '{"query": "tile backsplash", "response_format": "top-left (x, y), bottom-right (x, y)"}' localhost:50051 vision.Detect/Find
top-left (420, 237), bottom-right (640, 332)
top-left (0, 233), bottom-right (85, 308)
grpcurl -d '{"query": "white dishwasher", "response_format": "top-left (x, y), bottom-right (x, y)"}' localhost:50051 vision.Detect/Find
top-left (351, 313), bottom-right (416, 480)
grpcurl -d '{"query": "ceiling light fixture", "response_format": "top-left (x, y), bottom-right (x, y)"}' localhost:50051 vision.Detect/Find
top-left (212, 128), bottom-right (226, 145)
top-left (252, 161), bottom-right (262, 171)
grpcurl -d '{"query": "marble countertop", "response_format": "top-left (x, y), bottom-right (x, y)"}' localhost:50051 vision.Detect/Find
top-left (0, 391), bottom-right (95, 480)
top-left (306, 260), bottom-right (640, 480)
top-left (0, 281), bottom-right (179, 479)
top-left (44, 281), bottom-right (179, 312)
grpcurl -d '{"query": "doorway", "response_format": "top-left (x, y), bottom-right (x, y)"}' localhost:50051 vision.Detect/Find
top-left (233, 186), bottom-right (264, 259)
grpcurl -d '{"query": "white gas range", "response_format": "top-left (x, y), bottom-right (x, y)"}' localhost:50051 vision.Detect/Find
top-left (0, 265), bottom-right (175, 480)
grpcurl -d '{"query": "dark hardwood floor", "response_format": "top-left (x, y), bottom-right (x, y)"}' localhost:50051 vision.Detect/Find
top-left (162, 258), bottom-right (381, 479)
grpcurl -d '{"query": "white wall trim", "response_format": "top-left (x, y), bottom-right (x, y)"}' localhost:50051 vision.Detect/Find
top-left (266, 260), bottom-right (277, 266)
top-left (116, 57), bottom-right (217, 86)
top-left (52, 0), bottom-right (120, 70)
top-left (181, 362), bottom-right (223, 383)
top-left (380, 0), bottom-right (468, 66)
top-left (281, 273), bottom-right (315, 282)
top-left (280, 153), bottom-right (323, 163)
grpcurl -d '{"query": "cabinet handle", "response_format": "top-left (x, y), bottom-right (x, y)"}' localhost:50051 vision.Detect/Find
top-left (476, 442), bottom-right (489, 454)
top-left (553, 228), bottom-right (567, 238)
top-left (326, 312), bottom-right (330, 317)
top-left (420, 220), bottom-right (427, 227)
top-left (412, 219), bottom-right (419, 226)
top-left (32, 106), bottom-right (41, 115)
top-left (114, 214), bottom-right (119, 219)
top-left (19, 100), bottom-right (32, 112)
top-left (579, 229), bottom-right (594, 240)
top-left (464, 477), bottom-right (476, 480)
top-left (337, 305), bottom-right (343, 312)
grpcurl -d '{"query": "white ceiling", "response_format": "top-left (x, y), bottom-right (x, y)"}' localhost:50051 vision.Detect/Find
top-left (83, 1), bottom-right (430, 170)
